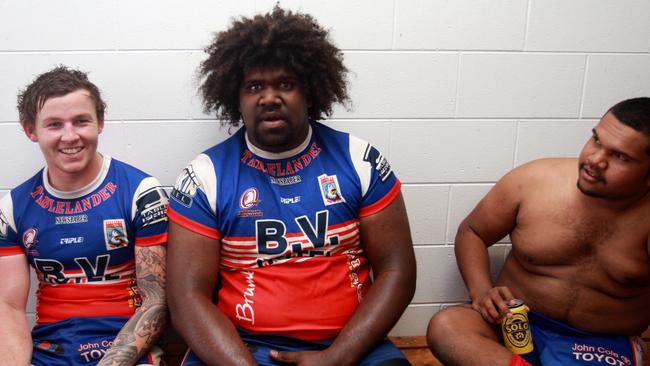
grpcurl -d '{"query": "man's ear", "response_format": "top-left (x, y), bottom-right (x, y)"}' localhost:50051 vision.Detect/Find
top-left (23, 123), bottom-right (38, 142)
top-left (98, 119), bottom-right (104, 134)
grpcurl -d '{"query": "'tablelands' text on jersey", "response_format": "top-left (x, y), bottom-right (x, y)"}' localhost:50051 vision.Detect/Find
top-left (0, 156), bottom-right (168, 324)
top-left (168, 121), bottom-right (400, 341)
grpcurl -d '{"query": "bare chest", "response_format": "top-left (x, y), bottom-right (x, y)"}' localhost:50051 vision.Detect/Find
top-left (511, 198), bottom-right (650, 287)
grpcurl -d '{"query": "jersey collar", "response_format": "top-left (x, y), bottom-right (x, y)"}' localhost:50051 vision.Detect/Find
top-left (42, 154), bottom-right (112, 199)
top-left (244, 125), bottom-right (313, 160)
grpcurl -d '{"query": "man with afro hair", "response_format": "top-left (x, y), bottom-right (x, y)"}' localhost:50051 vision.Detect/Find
top-left (167, 6), bottom-right (416, 366)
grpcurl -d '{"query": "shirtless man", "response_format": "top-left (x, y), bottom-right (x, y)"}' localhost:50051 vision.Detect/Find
top-left (427, 97), bottom-right (650, 366)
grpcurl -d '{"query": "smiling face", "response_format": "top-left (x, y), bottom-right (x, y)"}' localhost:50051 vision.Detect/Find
top-left (24, 89), bottom-right (104, 191)
top-left (577, 112), bottom-right (650, 202)
top-left (239, 68), bottom-right (310, 153)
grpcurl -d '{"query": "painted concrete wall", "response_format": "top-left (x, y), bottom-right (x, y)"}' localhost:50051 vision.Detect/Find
top-left (1, 0), bottom-right (648, 336)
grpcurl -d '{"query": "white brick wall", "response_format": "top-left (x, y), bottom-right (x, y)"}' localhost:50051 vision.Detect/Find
top-left (1, 0), bottom-right (648, 337)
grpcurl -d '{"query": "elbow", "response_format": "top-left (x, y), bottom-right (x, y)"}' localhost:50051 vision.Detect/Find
top-left (380, 258), bottom-right (417, 303)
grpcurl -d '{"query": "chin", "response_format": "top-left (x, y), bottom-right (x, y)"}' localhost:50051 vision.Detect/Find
top-left (576, 181), bottom-right (605, 198)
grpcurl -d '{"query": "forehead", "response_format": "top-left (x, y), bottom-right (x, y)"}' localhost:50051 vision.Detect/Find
top-left (595, 112), bottom-right (650, 156)
top-left (242, 67), bottom-right (298, 81)
top-left (37, 89), bottom-right (96, 119)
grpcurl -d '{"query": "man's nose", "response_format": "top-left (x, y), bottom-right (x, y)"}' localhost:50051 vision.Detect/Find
top-left (259, 87), bottom-right (280, 106)
top-left (61, 123), bottom-right (79, 141)
top-left (588, 149), bottom-right (608, 169)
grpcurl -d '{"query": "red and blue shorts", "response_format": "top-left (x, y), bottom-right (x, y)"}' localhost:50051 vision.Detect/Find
top-left (519, 312), bottom-right (646, 366)
top-left (31, 316), bottom-right (163, 366)
top-left (180, 329), bottom-right (409, 366)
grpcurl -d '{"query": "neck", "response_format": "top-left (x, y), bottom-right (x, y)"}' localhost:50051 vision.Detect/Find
top-left (47, 153), bottom-right (104, 192)
top-left (578, 188), bottom-right (649, 212)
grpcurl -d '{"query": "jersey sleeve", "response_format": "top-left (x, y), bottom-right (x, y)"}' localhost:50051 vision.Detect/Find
top-left (132, 177), bottom-right (169, 246)
top-left (168, 153), bottom-right (220, 240)
top-left (349, 135), bottom-right (401, 218)
top-left (0, 193), bottom-right (23, 256)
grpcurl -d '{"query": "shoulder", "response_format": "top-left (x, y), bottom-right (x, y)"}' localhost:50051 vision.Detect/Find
top-left (12, 169), bottom-right (44, 194)
top-left (488, 158), bottom-right (576, 206)
top-left (1, 170), bottom-right (43, 212)
top-left (204, 127), bottom-right (245, 156)
top-left (108, 158), bottom-right (166, 200)
top-left (503, 158), bottom-right (575, 184)
top-left (0, 172), bottom-right (42, 235)
top-left (311, 121), bottom-right (353, 148)
top-left (110, 157), bottom-right (151, 180)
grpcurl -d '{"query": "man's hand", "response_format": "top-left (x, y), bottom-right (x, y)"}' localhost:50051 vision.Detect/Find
top-left (472, 286), bottom-right (516, 324)
top-left (270, 349), bottom-right (344, 366)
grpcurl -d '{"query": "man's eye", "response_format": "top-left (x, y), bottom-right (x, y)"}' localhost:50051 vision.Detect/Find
top-left (614, 152), bottom-right (629, 161)
top-left (247, 83), bottom-right (262, 92)
top-left (280, 81), bottom-right (294, 89)
top-left (593, 136), bottom-right (600, 145)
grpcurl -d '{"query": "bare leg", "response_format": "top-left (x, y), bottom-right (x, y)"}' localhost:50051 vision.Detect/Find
top-left (427, 305), bottom-right (513, 366)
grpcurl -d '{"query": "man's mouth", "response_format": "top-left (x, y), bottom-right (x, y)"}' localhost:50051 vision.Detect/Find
top-left (60, 147), bottom-right (83, 155)
top-left (257, 112), bottom-right (288, 129)
top-left (580, 164), bottom-right (604, 183)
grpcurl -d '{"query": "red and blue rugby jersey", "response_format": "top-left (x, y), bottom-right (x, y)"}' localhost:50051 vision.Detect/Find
top-left (168, 121), bottom-right (401, 341)
top-left (0, 155), bottom-right (168, 324)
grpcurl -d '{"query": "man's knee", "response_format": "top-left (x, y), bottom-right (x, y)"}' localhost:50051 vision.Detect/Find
top-left (427, 306), bottom-right (463, 348)
top-left (427, 306), bottom-right (496, 349)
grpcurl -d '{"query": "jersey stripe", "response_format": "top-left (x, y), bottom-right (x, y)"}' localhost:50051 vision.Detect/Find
top-left (135, 232), bottom-right (168, 247)
top-left (0, 246), bottom-right (23, 256)
top-left (359, 180), bottom-right (401, 217)
top-left (168, 208), bottom-right (220, 239)
top-left (220, 221), bottom-right (362, 268)
top-left (36, 280), bottom-right (138, 324)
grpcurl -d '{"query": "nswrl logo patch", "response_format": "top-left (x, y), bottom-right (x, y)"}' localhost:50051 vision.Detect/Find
top-left (136, 186), bottom-right (168, 228)
top-left (171, 164), bottom-right (200, 208)
top-left (0, 209), bottom-right (9, 240)
top-left (363, 144), bottom-right (393, 182)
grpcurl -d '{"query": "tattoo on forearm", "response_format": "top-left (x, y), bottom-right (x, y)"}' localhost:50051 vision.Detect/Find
top-left (98, 246), bottom-right (167, 366)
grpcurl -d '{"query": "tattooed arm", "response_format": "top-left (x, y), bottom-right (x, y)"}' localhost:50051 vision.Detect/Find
top-left (98, 245), bottom-right (168, 366)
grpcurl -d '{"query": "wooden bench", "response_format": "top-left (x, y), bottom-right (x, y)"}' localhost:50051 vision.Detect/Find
top-left (162, 330), bottom-right (650, 366)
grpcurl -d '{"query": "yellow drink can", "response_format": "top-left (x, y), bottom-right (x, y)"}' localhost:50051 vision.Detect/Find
top-left (501, 299), bottom-right (534, 355)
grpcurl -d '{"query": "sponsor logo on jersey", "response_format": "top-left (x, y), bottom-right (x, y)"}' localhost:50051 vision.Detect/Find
top-left (136, 186), bottom-right (168, 228)
top-left (31, 183), bottom-right (117, 214)
top-left (0, 209), bottom-right (9, 239)
top-left (253, 210), bottom-right (340, 267)
top-left (363, 144), bottom-right (393, 182)
top-left (171, 164), bottom-right (200, 208)
top-left (240, 188), bottom-right (260, 209)
top-left (235, 270), bottom-right (255, 325)
top-left (348, 255), bottom-right (365, 301)
top-left (103, 219), bottom-right (129, 250)
top-left (128, 280), bottom-right (143, 307)
top-left (34, 254), bottom-right (122, 284)
top-left (238, 188), bottom-right (263, 217)
top-left (269, 175), bottom-right (302, 186)
top-left (60, 236), bottom-right (84, 245)
top-left (55, 214), bottom-right (89, 225)
top-left (318, 174), bottom-right (345, 206)
top-left (22, 228), bottom-right (38, 249)
top-left (240, 142), bottom-right (322, 177)
top-left (280, 196), bottom-right (301, 204)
